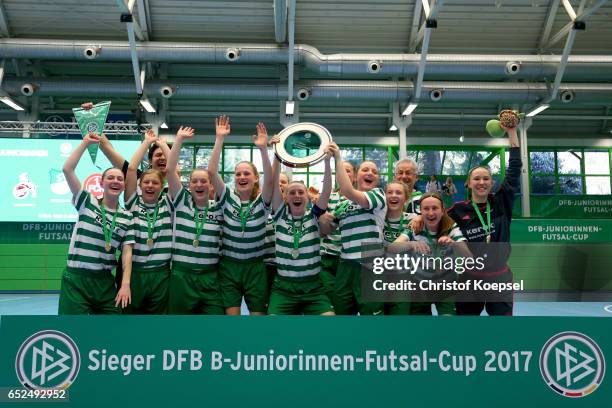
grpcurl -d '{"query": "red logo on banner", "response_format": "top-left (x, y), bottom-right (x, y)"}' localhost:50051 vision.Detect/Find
top-left (84, 173), bottom-right (103, 199)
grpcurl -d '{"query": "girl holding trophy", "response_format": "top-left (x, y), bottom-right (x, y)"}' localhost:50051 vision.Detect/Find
top-left (325, 153), bottom-right (386, 315)
top-left (59, 133), bottom-right (134, 314)
top-left (266, 137), bottom-right (335, 315)
top-left (123, 130), bottom-right (174, 314)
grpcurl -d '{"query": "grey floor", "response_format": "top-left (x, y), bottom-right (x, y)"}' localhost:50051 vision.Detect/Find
top-left (0, 294), bottom-right (611, 316)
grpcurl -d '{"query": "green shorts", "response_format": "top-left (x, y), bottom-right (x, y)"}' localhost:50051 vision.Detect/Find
top-left (168, 264), bottom-right (224, 315)
top-left (58, 268), bottom-right (121, 315)
top-left (123, 264), bottom-right (170, 315)
top-left (265, 263), bottom-right (277, 294)
top-left (410, 301), bottom-right (456, 316)
top-left (219, 257), bottom-right (268, 313)
top-left (334, 259), bottom-right (383, 315)
top-left (319, 253), bottom-right (338, 302)
top-left (268, 274), bottom-right (334, 315)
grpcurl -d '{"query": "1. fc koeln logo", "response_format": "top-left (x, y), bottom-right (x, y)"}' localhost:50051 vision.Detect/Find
top-left (540, 331), bottom-right (605, 397)
top-left (15, 330), bottom-right (80, 389)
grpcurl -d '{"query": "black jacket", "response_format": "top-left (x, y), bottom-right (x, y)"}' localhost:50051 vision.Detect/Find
top-left (447, 147), bottom-right (522, 271)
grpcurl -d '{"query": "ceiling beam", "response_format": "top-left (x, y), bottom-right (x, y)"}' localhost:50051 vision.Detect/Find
top-left (136, 0), bottom-right (151, 41)
top-left (274, 0), bottom-right (288, 43)
top-left (538, 0), bottom-right (561, 51)
top-left (409, 0), bottom-right (443, 52)
top-left (0, 0), bottom-right (10, 37)
top-left (544, 0), bottom-right (608, 49)
top-left (116, 0), bottom-right (146, 41)
top-left (407, 0), bottom-right (423, 51)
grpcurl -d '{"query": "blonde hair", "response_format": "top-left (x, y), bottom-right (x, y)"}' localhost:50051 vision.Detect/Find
top-left (190, 168), bottom-right (210, 181)
top-left (139, 168), bottom-right (164, 185)
top-left (419, 192), bottom-right (456, 239)
top-left (386, 180), bottom-right (410, 203)
top-left (236, 161), bottom-right (260, 201)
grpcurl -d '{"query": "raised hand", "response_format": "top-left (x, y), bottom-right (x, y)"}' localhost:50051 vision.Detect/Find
top-left (215, 115), bottom-right (231, 139)
top-left (269, 134), bottom-right (280, 146)
top-left (144, 128), bottom-right (158, 144)
top-left (176, 126), bottom-right (195, 139)
top-left (83, 133), bottom-right (101, 145)
top-left (253, 122), bottom-right (269, 149)
top-left (325, 142), bottom-right (340, 160)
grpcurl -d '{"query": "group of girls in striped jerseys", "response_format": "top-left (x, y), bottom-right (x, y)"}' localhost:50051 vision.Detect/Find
top-left (59, 111), bottom-right (521, 316)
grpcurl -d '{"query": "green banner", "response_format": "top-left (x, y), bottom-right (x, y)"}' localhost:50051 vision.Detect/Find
top-left (72, 101), bottom-right (111, 166)
top-left (0, 222), bottom-right (73, 244)
top-left (1, 220), bottom-right (609, 245)
top-left (511, 219), bottom-right (612, 243)
top-left (0, 316), bottom-right (609, 407)
top-left (527, 196), bottom-right (612, 219)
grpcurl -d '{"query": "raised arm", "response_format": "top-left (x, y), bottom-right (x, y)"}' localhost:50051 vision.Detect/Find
top-left (166, 126), bottom-right (194, 199)
top-left (332, 147), bottom-right (371, 208)
top-left (208, 116), bottom-right (229, 198)
top-left (125, 129), bottom-right (157, 200)
top-left (317, 144), bottom-right (334, 210)
top-left (63, 133), bottom-right (100, 198)
top-left (99, 134), bottom-right (127, 171)
top-left (253, 122), bottom-right (273, 204)
top-left (268, 135), bottom-right (284, 212)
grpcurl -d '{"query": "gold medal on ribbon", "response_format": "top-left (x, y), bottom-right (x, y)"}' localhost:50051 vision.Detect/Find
top-left (292, 249), bottom-right (299, 259)
top-left (193, 239), bottom-right (199, 247)
top-left (486, 234), bottom-right (491, 243)
top-left (104, 242), bottom-right (111, 252)
top-left (147, 238), bottom-right (154, 247)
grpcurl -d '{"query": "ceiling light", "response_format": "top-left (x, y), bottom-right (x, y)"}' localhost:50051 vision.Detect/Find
top-left (0, 97), bottom-right (25, 111)
top-left (389, 125), bottom-right (398, 131)
top-left (139, 98), bottom-right (156, 113)
top-left (285, 100), bottom-right (295, 115)
top-left (401, 103), bottom-right (418, 116)
top-left (526, 104), bottom-right (550, 117)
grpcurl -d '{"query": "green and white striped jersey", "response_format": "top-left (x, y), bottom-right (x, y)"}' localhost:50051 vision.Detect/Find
top-left (400, 223), bottom-right (466, 281)
top-left (67, 189), bottom-right (134, 272)
top-left (320, 191), bottom-right (341, 257)
top-left (404, 190), bottom-right (423, 214)
top-left (171, 187), bottom-right (224, 269)
top-left (337, 188), bottom-right (386, 260)
top-left (125, 192), bottom-right (173, 269)
top-left (400, 223), bottom-right (466, 246)
top-left (382, 212), bottom-right (417, 246)
top-left (272, 203), bottom-right (321, 278)
top-left (218, 185), bottom-right (269, 261)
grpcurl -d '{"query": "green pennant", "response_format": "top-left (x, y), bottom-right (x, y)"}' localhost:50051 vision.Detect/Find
top-left (72, 101), bottom-right (111, 165)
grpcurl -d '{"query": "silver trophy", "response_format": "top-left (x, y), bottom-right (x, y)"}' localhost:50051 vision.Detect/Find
top-left (273, 122), bottom-right (333, 168)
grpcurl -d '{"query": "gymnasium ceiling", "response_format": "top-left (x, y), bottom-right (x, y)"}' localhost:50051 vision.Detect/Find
top-left (0, 0), bottom-right (611, 144)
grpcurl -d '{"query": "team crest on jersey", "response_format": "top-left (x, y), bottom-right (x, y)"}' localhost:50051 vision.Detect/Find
top-left (383, 229), bottom-right (399, 241)
top-left (95, 213), bottom-right (118, 233)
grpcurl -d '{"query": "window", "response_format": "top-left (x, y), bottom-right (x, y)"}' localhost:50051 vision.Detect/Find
top-left (443, 151), bottom-right (472, 175)
top-left (584, 151), bottom-right (611, 195)
top-left (530, 151), bottom-right (555, 174)
top-left (420, 150), bottom-right (444, 175)
top-left (557, 151), bottom-right (581, 174)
